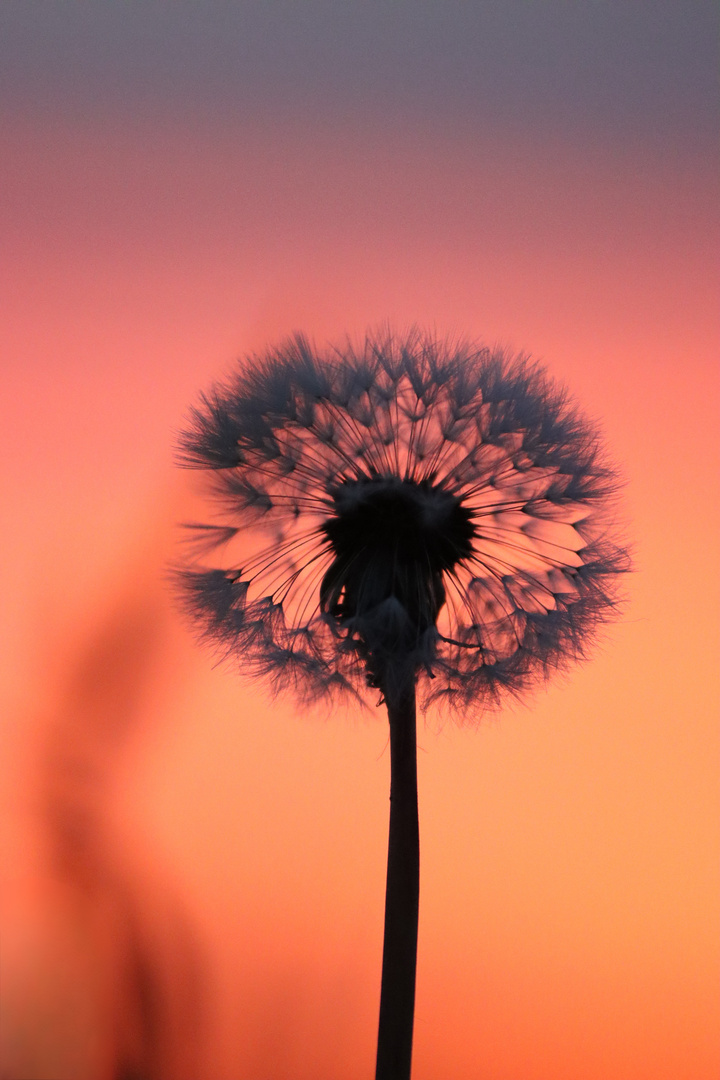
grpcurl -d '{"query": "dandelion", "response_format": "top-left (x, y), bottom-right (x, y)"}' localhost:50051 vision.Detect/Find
top-left (176, 328), bottom-right (629, 1080)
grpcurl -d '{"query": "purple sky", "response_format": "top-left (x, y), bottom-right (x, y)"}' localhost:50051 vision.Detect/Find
top-left (1, 2), bottom-right (716, 150)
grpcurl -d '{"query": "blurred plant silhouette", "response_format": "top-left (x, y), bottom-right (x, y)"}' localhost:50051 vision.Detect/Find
top-left (0, 556), bottom-right (204, 1080)
top-left (177, 328), bottom-right (629, 1079)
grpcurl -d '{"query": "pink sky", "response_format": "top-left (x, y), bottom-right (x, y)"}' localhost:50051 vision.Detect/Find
top-left (1, 7), bottom-right (718, 1076)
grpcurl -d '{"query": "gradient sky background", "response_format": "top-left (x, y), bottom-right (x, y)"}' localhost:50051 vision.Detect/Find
top-left (1, 4), bottom-right (718, 1078)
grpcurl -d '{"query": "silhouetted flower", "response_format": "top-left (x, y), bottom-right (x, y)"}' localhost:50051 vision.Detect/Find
top-left (176, 327), bottom-right (629, 1080)
top-left (176, 329), bottom-right (628, 711)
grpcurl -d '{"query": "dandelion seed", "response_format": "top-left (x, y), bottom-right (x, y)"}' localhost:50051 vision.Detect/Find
top-left (175, 328), bottom-right (629, 1080)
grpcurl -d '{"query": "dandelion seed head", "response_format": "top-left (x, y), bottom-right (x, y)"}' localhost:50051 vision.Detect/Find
top-left (176, 329), bottom-right (629, 713)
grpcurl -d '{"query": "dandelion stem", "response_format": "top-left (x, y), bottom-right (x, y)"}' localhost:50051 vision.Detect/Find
top-left (375, 676), bottom-right (419, 1080)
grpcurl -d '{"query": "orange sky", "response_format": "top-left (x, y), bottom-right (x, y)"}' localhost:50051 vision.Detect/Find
top-left (1, 58), bottom-right (718, 1080)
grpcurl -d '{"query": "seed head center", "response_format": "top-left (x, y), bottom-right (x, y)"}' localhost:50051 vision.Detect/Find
top-left (319, 477), bottom-right (476, 656)
top-left (323, 477), bottom-right (474, 572)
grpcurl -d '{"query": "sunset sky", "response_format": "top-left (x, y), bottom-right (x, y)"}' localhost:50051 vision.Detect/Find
top-left (1, 4), bottom-right (718, 1078)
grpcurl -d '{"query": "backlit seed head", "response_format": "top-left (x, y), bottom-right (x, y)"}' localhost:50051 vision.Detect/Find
top-left (176, 329), bottom-right (629, 711)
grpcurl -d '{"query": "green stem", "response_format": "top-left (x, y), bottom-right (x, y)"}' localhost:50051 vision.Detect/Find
top-left (375, 678), bottom-right (419, 1080)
